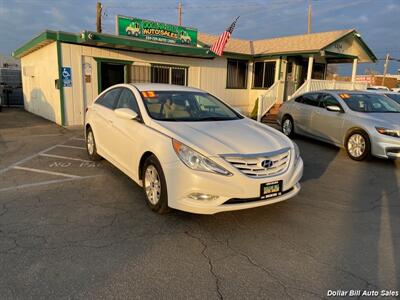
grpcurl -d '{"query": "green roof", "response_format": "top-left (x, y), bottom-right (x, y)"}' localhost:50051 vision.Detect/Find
top-left (13, 30), bottom-right (216, 59)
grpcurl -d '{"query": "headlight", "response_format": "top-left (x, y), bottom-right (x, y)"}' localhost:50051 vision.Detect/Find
top-left (172, 139), bottom-right (232, 176)
top-left (293, 142), bottom-right (300, 161)
top-left (376, 127), bottom-right (400, 138)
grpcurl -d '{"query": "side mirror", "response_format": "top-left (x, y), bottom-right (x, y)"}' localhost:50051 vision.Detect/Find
top-left (326, 105), bottom-right (342, 113)
top-left (114, 108), bottom-right (138, 120)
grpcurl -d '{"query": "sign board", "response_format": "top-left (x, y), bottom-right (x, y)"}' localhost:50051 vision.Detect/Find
top-left (61, 67), bottom-right (72, 87)
top-left (116, 15), bottom-right (197, 46)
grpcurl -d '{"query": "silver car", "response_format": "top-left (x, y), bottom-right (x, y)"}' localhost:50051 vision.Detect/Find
top-left (367, 90), bottom-right (400, 105)
top-left (277, 90), bottom-right (400, 161)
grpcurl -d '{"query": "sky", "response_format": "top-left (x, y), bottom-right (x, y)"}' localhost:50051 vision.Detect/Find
top-left (0, 0), bottom-right (399, 75)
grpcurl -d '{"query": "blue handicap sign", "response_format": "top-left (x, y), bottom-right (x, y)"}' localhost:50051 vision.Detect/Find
top-left (61, 67), bottom-right (72, 87)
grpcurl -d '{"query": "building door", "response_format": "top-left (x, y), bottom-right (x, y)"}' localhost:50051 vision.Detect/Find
top-left (100, 62), bottom-right (125, 92)
top-left (283, 61), bottom-right (297, 101)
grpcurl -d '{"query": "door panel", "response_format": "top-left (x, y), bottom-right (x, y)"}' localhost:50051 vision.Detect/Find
top-left (311, 94), bottom-right (345, 144)
top-left (93, 105), bottom-right (116, 156)
top-left (91, 88), bottom-right (121, 155)
top-left (109, 88), bottom-right (143, 179)
top-left (292, 94), bottom-right (320, 135)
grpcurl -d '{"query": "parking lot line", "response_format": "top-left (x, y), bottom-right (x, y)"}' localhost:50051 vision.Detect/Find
top-left (13, 166), bottom-right (82, 179)
top-left (0, 145), bottom-right (59, 175)
top-left (39, 153), bottom-right (93, 163)
top-left (71, 137), bottom-right (85, 141)
top-left (57, 145), bottom-right (86, 150)
top-left (0, 175), bottom-right (101, 193)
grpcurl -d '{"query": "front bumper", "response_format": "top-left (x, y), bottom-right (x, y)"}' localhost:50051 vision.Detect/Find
top-left (163, 157), bottom-right (303, 214)
top-left (371, 133), bottom-right (400, 159)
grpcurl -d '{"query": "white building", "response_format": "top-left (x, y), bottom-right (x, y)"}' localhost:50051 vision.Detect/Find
top-left (13, 24), bottom-right (376, 126)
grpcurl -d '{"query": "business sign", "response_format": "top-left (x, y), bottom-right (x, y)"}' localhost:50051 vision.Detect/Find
top-left (117, 15), bottom-right (197, 46)
top-left (61, 67), bottom-right (72, 87)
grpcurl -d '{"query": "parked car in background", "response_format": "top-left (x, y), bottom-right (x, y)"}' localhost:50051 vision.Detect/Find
top-left (278, 90), bottom-right (400, 161)
top-left (368, 90), bottom-right (400, 105)
top-left (391, 87), bottom-right (400, 93)
top-left (367, 86), bottom-right (390, 91)
top-left (85, 84), bottom-right (303, 214)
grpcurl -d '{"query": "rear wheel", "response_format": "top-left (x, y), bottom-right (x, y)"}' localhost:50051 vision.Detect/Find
top-left (86, 127), bottom-right (102, 161)
top-left (142, 155), bottom-right (170, 214)
top-left (345, 130), bottom-right (371, 161)
top-left (282, 116), bottom-right (295, 138)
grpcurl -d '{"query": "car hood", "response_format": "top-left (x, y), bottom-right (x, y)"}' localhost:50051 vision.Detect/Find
top-left (356, 112), bottom-right (400, 129)
top-left (152, 118), bottom-right (293, 156)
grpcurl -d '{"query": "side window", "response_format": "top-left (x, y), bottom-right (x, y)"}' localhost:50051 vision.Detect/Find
top-left (302, 93), bottom-right (320, 107)
top-left (96, 88), bottom-right (121, 109)
top-left (319, 94), bottom-right (341, 109)
top-left (116, 88), bottom-right (140, 113)
top-left (294, 96), bottom-right (304, 103)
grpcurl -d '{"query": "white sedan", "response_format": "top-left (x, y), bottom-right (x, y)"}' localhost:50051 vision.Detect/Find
top-left (85, 84), bottom-right (303, 214)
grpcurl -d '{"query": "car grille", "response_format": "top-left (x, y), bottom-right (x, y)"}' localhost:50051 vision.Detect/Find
top-left (224, 187), bottom-right (295, 204)
top-left (221, 148), bottom-right (291, 178)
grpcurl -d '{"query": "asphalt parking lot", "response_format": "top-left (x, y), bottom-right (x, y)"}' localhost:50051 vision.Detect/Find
top-left (1, 108), bottom-right (399, 299)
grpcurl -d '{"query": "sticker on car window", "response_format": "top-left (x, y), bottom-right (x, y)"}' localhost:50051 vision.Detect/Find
top-left (142, 91), bottom-right (157, 98)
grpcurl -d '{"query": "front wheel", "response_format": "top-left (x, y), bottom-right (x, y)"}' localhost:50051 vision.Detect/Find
top-left (142, 155), bottom-right (170, 214)
top-left (345, 130), bottom-right (371, 161)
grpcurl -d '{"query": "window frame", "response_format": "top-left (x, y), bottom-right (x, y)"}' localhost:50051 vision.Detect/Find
top-left (252, 61), bottom-right (276, 89)
top-left (150, 64), bottom-right (188, 86)
top-left (301, 93), bottom-right (321, 107)
top-left (319, 93), bottom-right (343, 111)
top-left (226, 59), bottom-right (248, 89)
top-left (94, 87), bottom-right (122, 110)
top-left (115, 87), bottom-right (142, 116)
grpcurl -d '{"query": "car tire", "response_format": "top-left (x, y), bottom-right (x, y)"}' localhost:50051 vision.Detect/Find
top-left (127, 30), bottom-right (132, 36)
top-left (86, 127), bottom-right (102, 161)
top-left (345, 130), bottom-right (372, 161)
top-left (282, 116), bottom-right (295, 138)
top-left (142, 155), bottom-right (170, 214)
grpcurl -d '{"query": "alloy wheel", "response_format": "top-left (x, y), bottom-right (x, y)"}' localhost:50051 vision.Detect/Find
top-left (87, 131), bottom-right (94, 155)
top-left (144, 165), bottom-right (161, 205)
top-left (283, 119), bottom-right (292, 136)
top-left (347, 134), bottom-right (366, 158)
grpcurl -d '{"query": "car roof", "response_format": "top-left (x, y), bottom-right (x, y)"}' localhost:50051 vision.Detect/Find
top-left (129, 83), bottom-right (202, 92)
top-left (304, 90), bottom-right (373, 95)
top-left (364, 89), bottom-right (399, 95)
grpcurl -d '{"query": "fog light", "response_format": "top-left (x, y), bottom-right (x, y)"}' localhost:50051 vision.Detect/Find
top-left (188, 193), bottom-right (219, 201)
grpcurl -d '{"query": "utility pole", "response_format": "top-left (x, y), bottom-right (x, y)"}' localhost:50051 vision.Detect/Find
top-left (96, 2), bottom-right (102, 33)
top-left (307, 1), bottom-right (312, 34)
top-left (382, 53), bottom-right (390, 86)
top-left (178, 0), bottom-right (183, 26)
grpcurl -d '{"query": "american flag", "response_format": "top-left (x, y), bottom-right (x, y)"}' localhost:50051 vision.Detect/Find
top-left (210, 17), bottom-right (239, 56)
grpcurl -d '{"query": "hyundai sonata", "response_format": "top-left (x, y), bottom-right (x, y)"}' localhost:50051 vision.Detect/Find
top-left (85, 84), bottom-right (303, 214)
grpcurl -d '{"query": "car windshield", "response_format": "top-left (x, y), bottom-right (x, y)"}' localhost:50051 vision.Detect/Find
top-left (140, 91), bottom-right (243, 121)
top-left (385, 93), bottom-right (400, 104)
top-left (340, 93), bottom-right (400, 113)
